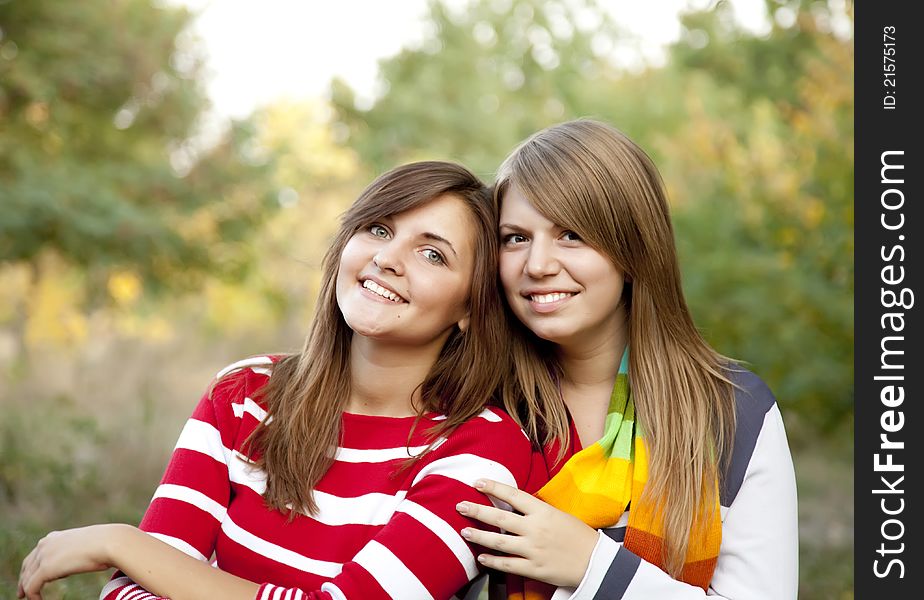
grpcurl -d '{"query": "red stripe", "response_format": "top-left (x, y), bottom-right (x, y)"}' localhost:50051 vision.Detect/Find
top-left (140, 498), bottom-right (220, 557)
top-left (159, 448), bottom-right (229, 502)
top-left (323, 562), bottom-right (389, 599)
top-left (376, 512), bottom-right (469, 595)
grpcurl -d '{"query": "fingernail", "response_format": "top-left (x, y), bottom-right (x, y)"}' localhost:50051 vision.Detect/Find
top-left (477, 554), bottom-right (487, 563)
top-left (460, 528), bottom-right (472, 539)
top-left (474, 479), bottom-right (486, 489)
top-left (456, 502), bottom-right (469, 514)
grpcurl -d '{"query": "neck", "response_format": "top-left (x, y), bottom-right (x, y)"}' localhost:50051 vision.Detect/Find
top-left (555, 318), bottom-right (628, 447)
top-left (347, 333), bottom-right (447, 417)
top-left (557, 317), bottom-right (628, 404)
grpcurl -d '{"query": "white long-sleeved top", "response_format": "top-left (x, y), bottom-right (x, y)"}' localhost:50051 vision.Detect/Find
top-left (559, 369), bottom-right (799, 600)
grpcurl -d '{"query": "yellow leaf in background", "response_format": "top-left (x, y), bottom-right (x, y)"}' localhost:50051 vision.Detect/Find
top-left (804, 199), bottom-right (826, 229)
top-left (108, 271), bottom-right (142, 306)
top-left (25, 266), bottom-right (88, 348)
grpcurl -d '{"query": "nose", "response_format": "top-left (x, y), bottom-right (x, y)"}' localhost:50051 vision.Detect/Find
top-left (524, 238), bottom-right (560, 278)
top-left (373, 242), bottom-right (405, 276)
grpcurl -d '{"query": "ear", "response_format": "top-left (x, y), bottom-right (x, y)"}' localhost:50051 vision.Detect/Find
top-left (457, 312), bottom-right (471, 332)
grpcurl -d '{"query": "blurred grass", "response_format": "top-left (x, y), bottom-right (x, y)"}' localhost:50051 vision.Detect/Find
top-left (1, 345), bottom-right (853, 599)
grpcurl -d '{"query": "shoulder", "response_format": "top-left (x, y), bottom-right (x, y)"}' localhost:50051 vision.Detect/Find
top-left (727, 366), bottom-right (777, 417)
top-left (422, 406), bottom-right (534, 487)
top-left (208, 355), bottom-right (280, 410)
top-left (720, 365), bottom-right (790, 506)
top-left (443, 407), bottom-right (533, 453)
top-left (198, 355), bottom-right (282, 446)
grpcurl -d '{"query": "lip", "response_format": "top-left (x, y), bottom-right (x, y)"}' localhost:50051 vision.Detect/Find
top-left (521, 289), bottom-right (578, 314)
top-left (359, 275), bottom-right (407, 303)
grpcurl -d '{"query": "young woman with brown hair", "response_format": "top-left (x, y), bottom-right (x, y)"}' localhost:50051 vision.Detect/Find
top-left (18, 161), bottom-right (536, 600)
top-left (456, 120), bottom-right (799, 599)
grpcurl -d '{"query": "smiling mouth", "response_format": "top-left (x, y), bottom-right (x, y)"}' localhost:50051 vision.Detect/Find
top-left (362, 279), bottom-right (406, 303)
top-left (528, 292), bottom-right (576, 304)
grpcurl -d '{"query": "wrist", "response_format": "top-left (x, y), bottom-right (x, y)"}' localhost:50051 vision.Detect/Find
top-left (100, 523), bottom-right (138, 566)
top-left (569, 527), bottom-right (600, 587)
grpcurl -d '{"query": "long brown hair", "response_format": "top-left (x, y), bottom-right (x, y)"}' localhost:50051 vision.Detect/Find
top-left (248, 161), bottom-right (506, 515)
top-left (495, 119), bottom-right (737, 576)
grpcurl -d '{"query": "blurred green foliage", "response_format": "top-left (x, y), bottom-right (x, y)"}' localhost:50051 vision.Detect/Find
top-left (0, 0), bottom-right (280, 303)
top-left (0, 0), bottom-right (853, 598)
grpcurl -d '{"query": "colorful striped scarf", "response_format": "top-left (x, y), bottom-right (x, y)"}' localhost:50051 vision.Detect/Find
top-left (508, 350), bottom-right (721, 599)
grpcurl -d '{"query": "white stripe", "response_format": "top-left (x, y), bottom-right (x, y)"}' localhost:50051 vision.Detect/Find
top-left (334, 444), bottom-right (432, 463)
top-left (221, 516), bottom-right (343, 578)
top-left (225, 456), bottom-right (414, 526)
top-left (148, 532), bottom-right (208, 562)
top-left (476, 407), bottom-right (502, 422)
top-left (258, 585), bottom-right (274, 600)
top-left (151, 483), bottom-right (227, 522)
top-left (174, 418), bottom-right (230, 466)
top-left (354, 540), bottom-right (434, 600)
top-left (411, 454), bottom-right (517, 510)
top-left (430, 408), bottom-right (503, 423)
top-left (100, 577), bottom-right (133, 600)
top-left (311, 489), bottom-right (408, 525)
top-left (232, 397), bottom-right (269, 422)
top-left (121, 589), bottom-right (150, 600)
top-left (113, 583), bottom-right (141, 600)
top-left (228, 449), bottom-right (268, 494)
top-left (320, 583), bottom-right (348, 600)
top-left (272, 587), bottom-right (284, 600)
top-left (215, 356), bottom-right (274, 379)
top-left (398, 500), bottom-right (478, 579)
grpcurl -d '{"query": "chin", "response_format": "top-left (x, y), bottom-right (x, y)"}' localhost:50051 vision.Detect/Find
top-left (521, 321), bottom-right (575, 345)
top-left (342, 314), bottom-right (388, 338)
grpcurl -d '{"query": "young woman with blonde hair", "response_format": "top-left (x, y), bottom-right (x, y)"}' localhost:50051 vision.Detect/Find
top-left (18, 161), bottom-right (536, 600)
top-left (457, 119), bottom-right (799, 599)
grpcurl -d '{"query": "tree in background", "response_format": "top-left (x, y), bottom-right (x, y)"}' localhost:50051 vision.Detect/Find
top-left (665, 1), bottom-right (854, 433)
top-left (0, 0), bottom-right (280, 352)
top-left (330, 0), bottom-right (854, 433)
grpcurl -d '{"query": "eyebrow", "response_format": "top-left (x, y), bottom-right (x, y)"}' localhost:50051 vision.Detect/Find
top-left (421, 232), bottom-right (458, 258)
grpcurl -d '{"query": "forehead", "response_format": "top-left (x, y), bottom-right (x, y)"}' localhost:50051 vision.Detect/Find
top-left (392, 193), bottom-right (478, 247)
top-left (499, 184), bottom-right (557, 227)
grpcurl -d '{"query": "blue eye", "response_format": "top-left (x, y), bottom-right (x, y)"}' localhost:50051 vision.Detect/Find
top-left (369, 224), bottom-right (389, 238)
top-left (421, 248), bottom-right (445, 265)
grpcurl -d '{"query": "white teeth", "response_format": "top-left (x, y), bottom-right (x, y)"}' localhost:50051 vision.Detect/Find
top-left (363, 280), bottom-right (402, 302)
top-left (531, 292), bottom-right (574, 304)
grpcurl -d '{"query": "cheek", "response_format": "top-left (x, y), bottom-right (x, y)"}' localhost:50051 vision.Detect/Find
top-left (335, 240), bottom-right (364, 294)
top-left (587, 265), bottom-right (626, 304)
top-left (423, 271), bottom-right (473, 322)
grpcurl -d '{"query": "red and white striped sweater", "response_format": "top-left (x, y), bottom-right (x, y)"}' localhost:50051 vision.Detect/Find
top-left (101, 356), bottom-right (536, 600)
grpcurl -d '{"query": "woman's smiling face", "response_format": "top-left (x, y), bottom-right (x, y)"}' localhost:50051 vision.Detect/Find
top-left (336, 193), bottom-right (475, 348)
top-left (498, 184), bottom-right (627, 350)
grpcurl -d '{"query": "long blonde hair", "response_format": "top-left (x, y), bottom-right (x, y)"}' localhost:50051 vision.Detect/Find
top-left (495, 119), bottom-right (737, 576)
top-left (247, 161), bottom-right (507, 515)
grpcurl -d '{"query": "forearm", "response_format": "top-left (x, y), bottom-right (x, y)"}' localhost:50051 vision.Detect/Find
top-left (106, 525), bottom-right (259, 600)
